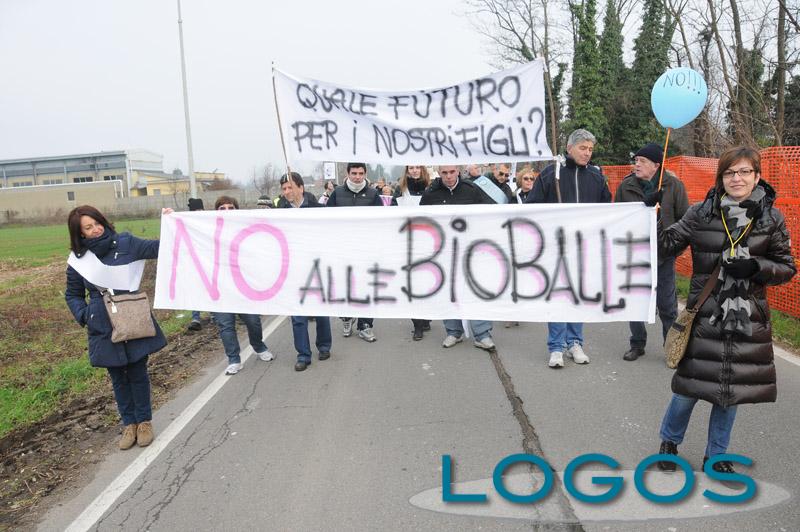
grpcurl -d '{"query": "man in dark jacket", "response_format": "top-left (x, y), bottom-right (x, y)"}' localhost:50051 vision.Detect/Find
top-left (420, 165), bottom-right (497, 351)
top-left (487, 163), bottom-right (515, 203)
top-left (616, 143), bottom-right (689, 361)
top-left (326, 162), bottom-right (381, 342)
top-left (279, 173), bottom-right (332, 372)
top-left (526, 128), bottom-right (611, 368)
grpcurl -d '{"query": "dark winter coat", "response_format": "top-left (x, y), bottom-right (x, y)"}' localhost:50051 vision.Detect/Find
top-left (526, 156), bottom-right (612, 204)
top-left (419, 177), bottom-right (495, 206)
top-left (326, 181), bottom-right (383, 207)
top-left (659, 182), bottom-right (796, 406)
top-left (487, 174), bottom-right (515, 203)
top-left (615, 170), bottom-right (689, 228)
top-left (391, 177), bottom-right (428, 205)
top-left (277, 191), bottom-right (320, 209)
top-left (65, 232), bottom-right (167, 368)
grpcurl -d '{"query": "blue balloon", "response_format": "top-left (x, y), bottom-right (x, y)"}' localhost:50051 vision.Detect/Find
top-left (650, 67), bottom-right (708, 129)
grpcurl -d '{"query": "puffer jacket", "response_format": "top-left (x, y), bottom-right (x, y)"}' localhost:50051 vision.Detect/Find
top-left (419, 177), bottom-right (494, 205)
top-left (659, 181), bottom-right (796, 406)
top-left (326, 181), bottom-right (382, 207)
top-left (65, 232), bottom-right (167, 368)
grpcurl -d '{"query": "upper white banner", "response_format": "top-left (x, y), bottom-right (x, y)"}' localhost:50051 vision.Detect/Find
top-left (273, 61), bottom-right (553, 165)
top-left (154, 204), bottom-right (656, 323)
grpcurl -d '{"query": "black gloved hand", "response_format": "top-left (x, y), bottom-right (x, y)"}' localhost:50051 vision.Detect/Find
top-left (739, 199), bottom-right (763, 221)
top-left (722, 257), bottom-right (759, 279)
top-left (643, 189), bottom-right (663, 207)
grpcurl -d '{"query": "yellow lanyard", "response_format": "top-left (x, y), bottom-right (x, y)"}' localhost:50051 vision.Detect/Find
top-left (720, 194), bottom-right (754, 257)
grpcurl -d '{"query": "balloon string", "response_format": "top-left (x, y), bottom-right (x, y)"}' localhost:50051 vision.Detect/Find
top-left (657, 127), bottom-right (671, 191)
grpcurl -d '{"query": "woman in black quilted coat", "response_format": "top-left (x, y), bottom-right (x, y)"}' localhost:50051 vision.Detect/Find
top-left (655, 146), bottom-right (796, 474)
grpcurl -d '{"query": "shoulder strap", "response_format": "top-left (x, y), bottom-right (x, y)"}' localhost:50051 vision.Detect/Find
top-left (691, 264), bottom-right (720, 312)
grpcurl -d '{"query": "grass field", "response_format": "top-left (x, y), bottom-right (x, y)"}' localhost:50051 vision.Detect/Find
top-left (0, 217), bottom-right (190, 439)
top-left (0, 218), bottom-right (162, 267)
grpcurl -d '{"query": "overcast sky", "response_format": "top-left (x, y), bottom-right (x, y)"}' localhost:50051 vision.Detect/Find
top-left (0, 0), bottom-right (495, 181)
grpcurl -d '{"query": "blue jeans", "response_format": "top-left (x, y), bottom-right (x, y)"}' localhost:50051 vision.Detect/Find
top-left (191, 310), bottom-right (201, 322)
top-left (443, 319), bottom-right (493, 341)
top-left (213, 312), bottom-right (268, 364)
top-left (292, 316), bottom-right (332, 364)
top-left (630, 257), bottom-right (678, 348)
top-left (659, 393), bottom-right (738, 457)
top-left (107, 356), bottom-right (151, 425)
top-left (547, 322), bottom-right (583, 352)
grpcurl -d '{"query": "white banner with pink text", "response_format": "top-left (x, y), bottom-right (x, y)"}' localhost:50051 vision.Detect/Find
top-left (153, 204), bottom-right (657, 323)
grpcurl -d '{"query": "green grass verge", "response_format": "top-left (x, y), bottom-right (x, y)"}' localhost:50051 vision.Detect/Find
top-left (676, 274), bottom-right (800, 351)
top-left (0, 218), bottom-right (162, 267)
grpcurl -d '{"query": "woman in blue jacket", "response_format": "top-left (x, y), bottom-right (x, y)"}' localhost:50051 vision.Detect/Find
top-left (65, 205), bottom-right (170, 450)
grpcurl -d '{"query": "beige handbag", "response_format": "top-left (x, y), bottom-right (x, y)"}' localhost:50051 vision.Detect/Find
top-left (101, 288), bottom-right (156, 343)
top-left (664, 264), bottom-right (720, 369)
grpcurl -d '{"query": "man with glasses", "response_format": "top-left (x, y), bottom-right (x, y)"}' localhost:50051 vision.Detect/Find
top-left (278, 173), bottom-right (333, 371)
top-left (211, 196), bottom-right (275, 375)
top-left (489, 163), bottom-right (515, 203)
top-left (615, 143), bottom-right (689, 361)
top-left (326, 162), bottom-right (382, 342)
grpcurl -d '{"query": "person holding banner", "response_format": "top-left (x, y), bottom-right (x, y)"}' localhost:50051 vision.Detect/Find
top-left (278, 175), bottom-right (318, 208)
top-left (488, 163), bottom-right (515, 203)
top-left (527, 129), bottom-right (611, 368)
top-left (279, 173), bottom-right (333, 371)
top-left (420, 165), bottom-right (496, 351)
top-left (392, 165), bottom-right (433, 340)
top-left (211, 196), bottom-right (276, 376)
top-left (654, 146), bottom-right (795, 473)
top-left (318, 180), bottom-right (336, 205)
top-left (615, 143), bottom-right (689, 361)
top-left (65, 205), bottom-right (172, 450)
top-left (327, 162), bottom-right (382, 342)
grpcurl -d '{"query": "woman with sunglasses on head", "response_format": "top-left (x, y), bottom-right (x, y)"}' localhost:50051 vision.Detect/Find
top-left (65, 205), bottom-right (173, 450)
top-left (653, 146), bottom-right (795, 474)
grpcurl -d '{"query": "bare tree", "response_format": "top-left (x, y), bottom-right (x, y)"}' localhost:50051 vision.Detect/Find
top-left (253, 163), bottom-right (281, 197)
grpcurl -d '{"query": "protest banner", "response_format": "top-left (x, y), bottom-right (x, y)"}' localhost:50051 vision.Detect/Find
top-left (154, 204), bottom-right (657, 323)
top-left (272, 60), bottom-right (553, 165)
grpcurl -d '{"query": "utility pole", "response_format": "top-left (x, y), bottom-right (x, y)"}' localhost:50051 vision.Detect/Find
top-left (177, 0), bottom-right (197, 197)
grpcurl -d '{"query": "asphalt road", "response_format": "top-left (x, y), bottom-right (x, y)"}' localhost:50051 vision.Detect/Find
top-left (39, 316), bottom-right (800, 531)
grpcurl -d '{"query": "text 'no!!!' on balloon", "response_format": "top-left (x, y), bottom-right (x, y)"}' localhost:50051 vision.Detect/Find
top-left (651, 67), bottom-right (708, 129)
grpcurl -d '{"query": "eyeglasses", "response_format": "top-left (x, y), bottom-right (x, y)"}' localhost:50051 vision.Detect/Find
top-left (498, 172), bottom-right (509, 177)
top-left (722, 168), bottom-right (755, 179)
top-left (217, 205), bottom-right (235, 210)
top-left (521, 176), bottom-right (534, 182)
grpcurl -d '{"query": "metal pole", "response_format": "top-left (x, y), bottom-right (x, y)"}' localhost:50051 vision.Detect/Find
top-left (177, 0), bottom-right (197, 197)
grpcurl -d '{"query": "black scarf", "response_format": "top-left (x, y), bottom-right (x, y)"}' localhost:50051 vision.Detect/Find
top-left (81, 229), bottom-right (115, 258)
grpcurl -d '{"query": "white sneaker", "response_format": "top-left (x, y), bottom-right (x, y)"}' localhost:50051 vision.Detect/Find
top-left (567, 343), bottom-right (590, 364)
top-left (342, 318), bottom-right (356, 337)
top-left (257, 350), bottom-right (275, 362)
top-left (442, 335), bottom-right (463, 348)
top-left (225, 363), bottom-right (243, 375)
top-left (358, 327), bottom-right (377, 342)
top-left (548, 351), bottom-right (564, 368)
top-left (473, 336), bottom-right (496, 350)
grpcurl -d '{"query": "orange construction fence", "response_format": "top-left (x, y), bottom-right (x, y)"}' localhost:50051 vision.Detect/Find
top-left (603, 147), bottom-right (800, 320)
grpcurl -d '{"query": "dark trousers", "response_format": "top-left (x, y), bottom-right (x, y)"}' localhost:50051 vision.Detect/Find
top-left (107, 356), bottom-right (152, 426)
top-left (630, 257), bottom-right (678, 348)
top-left (292, 316), bottom-right (332, 364)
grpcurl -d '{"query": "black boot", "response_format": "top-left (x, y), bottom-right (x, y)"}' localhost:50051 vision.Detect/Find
top-left (657, 440), bottom-right (678, 471)
top-left (623, 347), bottom-right (645, 361)
top-left (413, 322), bottom-right (424, 341)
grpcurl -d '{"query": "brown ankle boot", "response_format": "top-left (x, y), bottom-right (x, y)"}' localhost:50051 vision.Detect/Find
top-left (137, 421), bottom-right (154, 447)
top-left (119, 424), bottom-right (138, 450)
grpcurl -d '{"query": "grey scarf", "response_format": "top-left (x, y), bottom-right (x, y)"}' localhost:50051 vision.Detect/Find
top-left (346, 178), bottom-right (367, 193)
top-left (709, 187), bottom-right (765, 335)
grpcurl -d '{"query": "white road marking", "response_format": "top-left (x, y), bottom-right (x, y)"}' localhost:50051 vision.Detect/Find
top-left (65, 315), bottom-right (286, 532)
